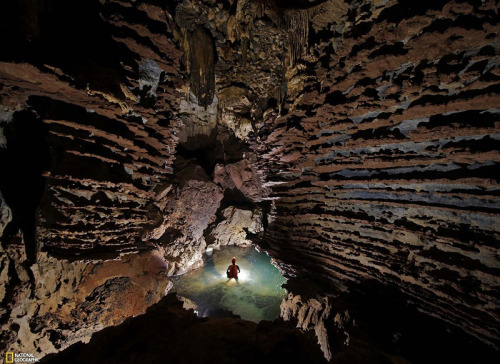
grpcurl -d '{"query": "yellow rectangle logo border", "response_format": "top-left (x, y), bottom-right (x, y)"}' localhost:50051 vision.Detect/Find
top-left (5, 352), bottom-right (14, 364)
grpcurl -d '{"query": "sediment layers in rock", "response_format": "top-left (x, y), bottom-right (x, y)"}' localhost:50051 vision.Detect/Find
top-left (0, 0), bottom-right (183, 258)
top-left (256, 0), bottom-right (500, 348)
top-left (0, 0), bottom-right (183, 353)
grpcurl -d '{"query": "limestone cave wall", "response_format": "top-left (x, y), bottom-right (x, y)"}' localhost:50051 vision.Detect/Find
top-left (256, 0), bottom-right (500, 349)
top-left (0, 0), bottom-right (186, 354)
top-left (0, 0), bottom-right (270, 354)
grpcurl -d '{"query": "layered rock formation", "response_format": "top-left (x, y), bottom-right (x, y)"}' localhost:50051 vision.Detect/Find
top-left (0, 0), bottom-right (268, 354)
top-left (0, 0), bottom-right (185, 353)
top-left (256, 0), bottom-right (500, 351)
top-left (0, 0), bottom-right (499, 362)
top-left (0, 0), bottom-right (183, 258)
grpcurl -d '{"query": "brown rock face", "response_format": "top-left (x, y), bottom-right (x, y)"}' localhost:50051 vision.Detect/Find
top-left (157, 177), bottom-right (224, 274)
top-left (0, 0), bottom-right (499, 361)
top-left (255, 0), bottom-right (500, 350)
top-left (208, 206), bottom-right (264, 249)
top-left (0, 0), bottom-right (183, 354)
top-left (281, 293), bottom-right (342, 361)
top-left (0, 1), bottom-right (183, 259)
top-left (214, 159), bottom-right (266, 203)
top-left (2, 246), bottom-right (171, 356)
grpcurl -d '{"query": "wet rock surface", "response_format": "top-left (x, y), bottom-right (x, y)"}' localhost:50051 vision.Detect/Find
top-left (172, 245), bottom-right (287, 322)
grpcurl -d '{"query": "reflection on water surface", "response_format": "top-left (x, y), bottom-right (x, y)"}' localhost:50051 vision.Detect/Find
top-left (172, 246), bottom-right (287, 322)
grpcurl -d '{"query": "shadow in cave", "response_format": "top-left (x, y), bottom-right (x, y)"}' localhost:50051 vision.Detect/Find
top-left (174, 125), bottom-right (254, 180)
top-left (40, 294), bottom-right (327, 364)
top-left (0, 109), bottom-right (51, 265)
top-left (0, 0), bottom-right (134, 95)
top-left (344, 279), bottom-right (499, 363)
top-left (175, 145), bottom-right (216, 177)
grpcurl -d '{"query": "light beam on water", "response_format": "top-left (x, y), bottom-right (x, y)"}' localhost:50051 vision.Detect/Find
top-left (171, 245), bottom-right (287, 322)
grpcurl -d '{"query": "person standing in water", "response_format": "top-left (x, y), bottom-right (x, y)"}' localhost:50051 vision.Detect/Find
top-left (226, 257), bottom-right (240, 280)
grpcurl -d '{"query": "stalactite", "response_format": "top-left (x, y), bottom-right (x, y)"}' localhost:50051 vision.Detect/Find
top-left (285, 9), bottom-right (309, 68)
top-left (241, 37), bottom-right (249, 67)
top-left (185, 26), bottom-right (216, 108)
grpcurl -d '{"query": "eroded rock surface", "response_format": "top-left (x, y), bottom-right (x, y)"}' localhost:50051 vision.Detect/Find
top-left (255, 0), bottom-right (500, 350)
top-left (1, 246), bottom-right (171, 355)
top-left (0, 0), bottom-right (182, 355)
top-left (157, 177), bottom-right (224, 274)
top-left (0, 0), bottom-right (499, 361)
top-left (214, 159), bottom-right (266, 203)
top-left (208, 206), bottom-right (264, 249)
top-left (281, 293), bottom-right (344, 361)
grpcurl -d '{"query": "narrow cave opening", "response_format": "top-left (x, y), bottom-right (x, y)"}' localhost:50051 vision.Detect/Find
top-left (174, 144), bottom-right (216, 176)
top-left (171, 245), bottom-right (286, 323)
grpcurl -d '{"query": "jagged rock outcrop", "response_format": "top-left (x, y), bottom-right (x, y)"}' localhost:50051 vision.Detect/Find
top-left (1, 245), bottom-right (171, 355)
top-left (281, 293), bottom-right (350, 361)
top-left (154, 162), bottom-right (224, 274)
top-left (208, 206), bottom-right (264, 249)
top-left (214, 159), bottom-right (266, 202)
top-left (0, 192), bottom-right (13, 306)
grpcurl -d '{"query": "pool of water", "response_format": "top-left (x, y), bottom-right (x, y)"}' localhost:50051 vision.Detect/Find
top-left (171, 245), bottom-right (287, 323)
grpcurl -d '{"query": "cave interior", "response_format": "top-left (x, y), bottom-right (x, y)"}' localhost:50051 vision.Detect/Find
top-left (0, 0), bottom-right (499, 363)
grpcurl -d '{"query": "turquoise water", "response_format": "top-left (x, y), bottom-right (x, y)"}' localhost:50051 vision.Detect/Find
top-left (171, 245), bottom-right (287, 322)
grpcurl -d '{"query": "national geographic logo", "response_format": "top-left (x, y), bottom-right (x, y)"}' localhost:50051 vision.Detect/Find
top-left (4, 352), bottom-right (13, 364)
top-left (4, 352), bottom-right (39, 363)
